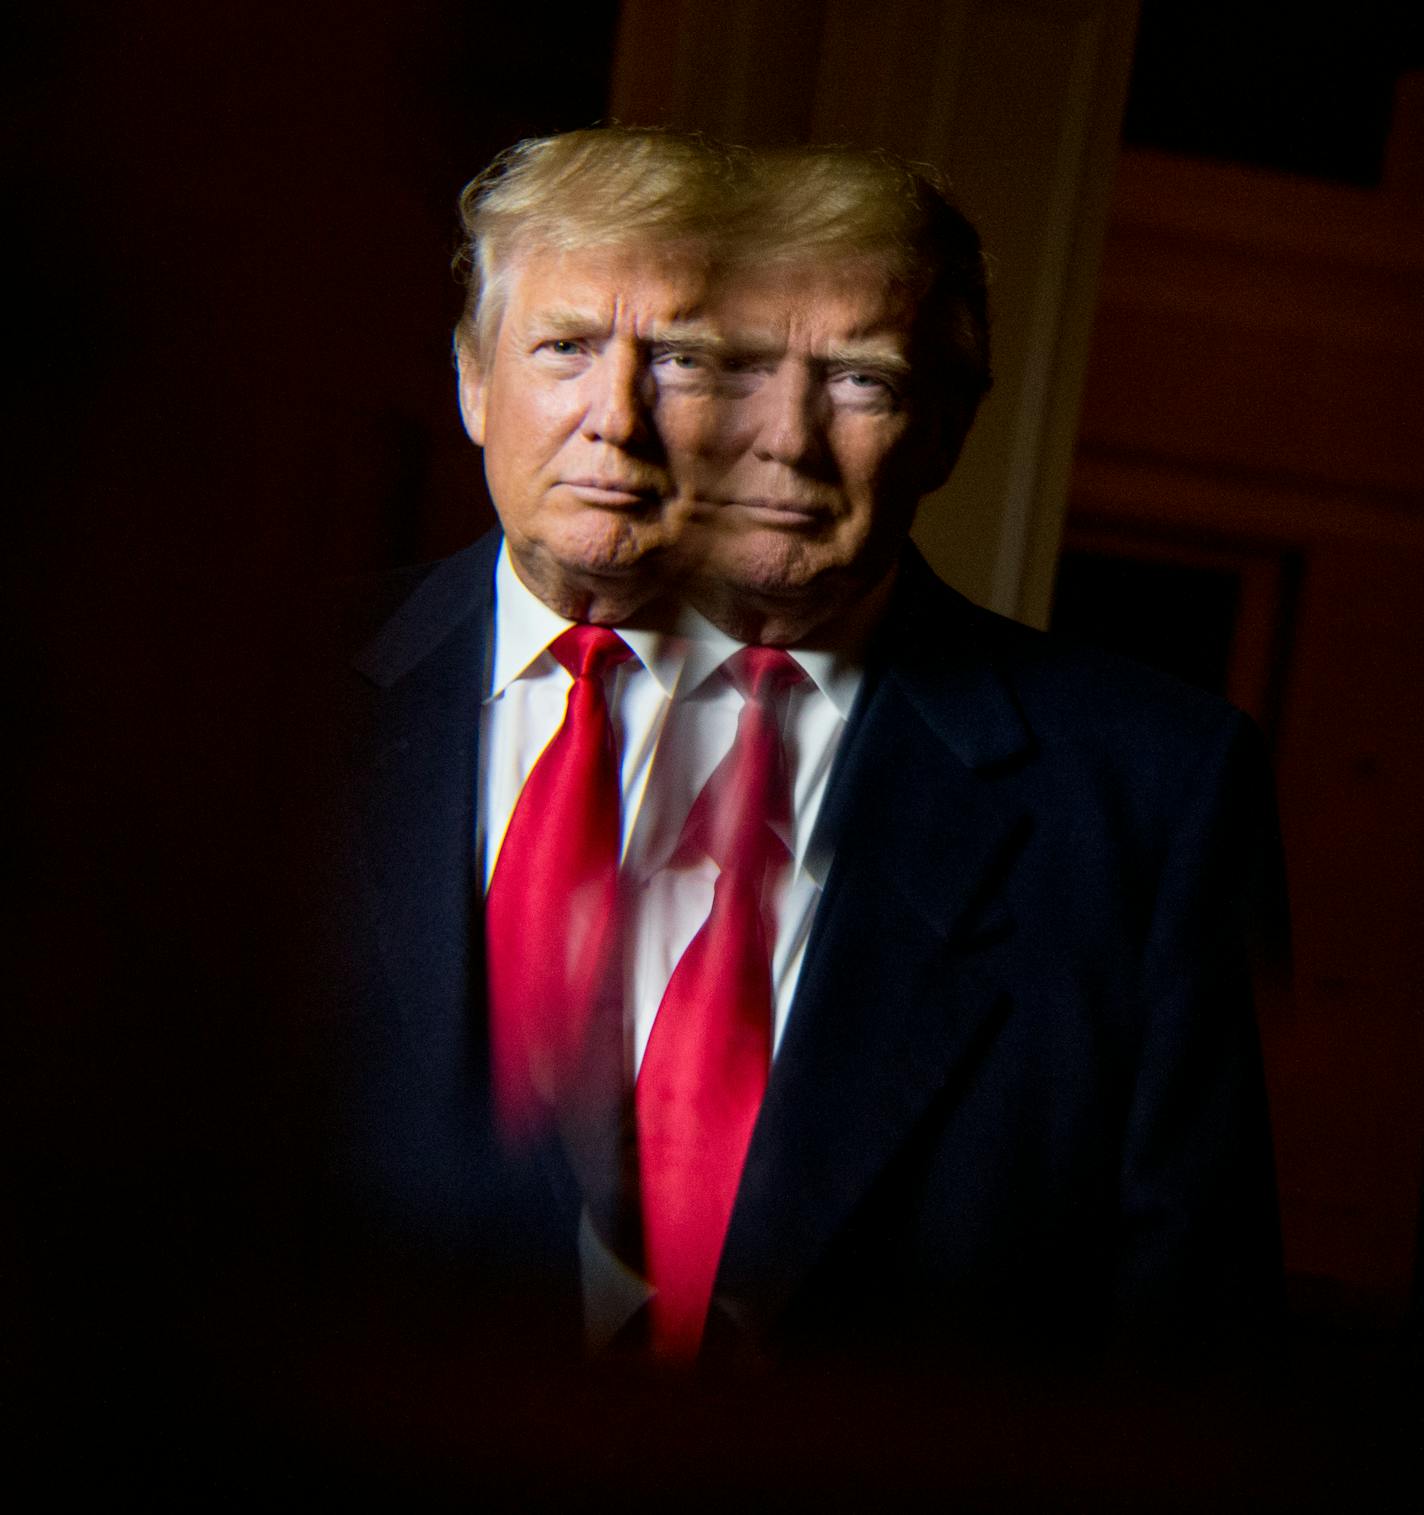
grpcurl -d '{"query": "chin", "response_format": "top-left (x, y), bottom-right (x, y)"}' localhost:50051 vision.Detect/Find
top-left (546, 513), bottom-right (672, 578)
top-left (708, 534), bottom-right (831, 599)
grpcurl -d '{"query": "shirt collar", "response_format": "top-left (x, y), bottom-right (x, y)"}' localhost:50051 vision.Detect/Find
top-left (788, 646), bottom-right (863, 721)
top-left (488, 542), bottom-right (687, 699)
top-left (674, 610), bottom-right (866, 719)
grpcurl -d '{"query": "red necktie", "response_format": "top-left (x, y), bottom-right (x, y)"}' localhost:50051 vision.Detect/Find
top-left (636, 646), bottom-right (805, 1358)
top-left (485, 625), bottom-right (632, 1142)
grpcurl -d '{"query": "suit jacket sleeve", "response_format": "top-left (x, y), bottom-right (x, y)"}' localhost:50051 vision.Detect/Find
top-left (1113, 705), bottom-right (1285, 1344)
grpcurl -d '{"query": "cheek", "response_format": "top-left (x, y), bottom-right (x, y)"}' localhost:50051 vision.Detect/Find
top-left (481, 408), bottom-right (544, 518)
top-left (835, 427), bottom-right (921, 537)
top-left (835, 425), bottom-right (896, 497)
top-left (485, 388), bottom-right (569, 471)
top-left (656, 390), bottom-right (743, 461)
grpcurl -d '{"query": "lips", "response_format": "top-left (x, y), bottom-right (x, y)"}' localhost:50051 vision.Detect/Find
top-left (714, 497), bottom-right (830, 524)
top-left (562, 477), bottom-right (661, 506)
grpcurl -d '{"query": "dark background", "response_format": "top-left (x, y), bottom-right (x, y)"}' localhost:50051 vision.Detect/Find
top-left (1124, 3), bottom-right (1423, 185)
top-left (10, 2), bottom-right (1422, 1501)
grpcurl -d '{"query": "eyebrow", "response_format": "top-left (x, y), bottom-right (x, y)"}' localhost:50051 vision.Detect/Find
top-left (710, 336), bottom-right (914, 382)
top-left (526, 309), bottom-right (724, 351)
top-left (646, 322), bottom-right (724, 353)
top-left (822, 342), bottom-right (912, 377)
top-left (528, 307), bottom-right (611, 339)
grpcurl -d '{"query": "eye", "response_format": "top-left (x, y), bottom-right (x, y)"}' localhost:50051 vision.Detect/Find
top-left (830, 368), bottom-right (901, 407)
top-left (651, 347), bottom-right (708, 373)
top-left (651, 346), bottom-right (722, 394)
top-left (532, 336), bottom-right (594, 370)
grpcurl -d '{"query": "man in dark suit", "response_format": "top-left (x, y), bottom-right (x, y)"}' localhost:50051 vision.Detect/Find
top-left (640, 146), bottom-right (1283, 1367)
top-left (298, 126), bottom-right (742, 1358)
top-left (313, 133), bottom-right (1282, 1375)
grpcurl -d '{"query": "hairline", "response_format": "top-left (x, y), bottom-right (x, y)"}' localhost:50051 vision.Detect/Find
top-left (457, 234), bottom-right (719, 372)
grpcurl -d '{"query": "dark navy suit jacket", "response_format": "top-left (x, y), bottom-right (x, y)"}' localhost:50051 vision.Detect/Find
top-left (304, 529), bottom-right (1282, 1367)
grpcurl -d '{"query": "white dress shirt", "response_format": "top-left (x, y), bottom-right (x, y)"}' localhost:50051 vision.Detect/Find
top-left (479, 543), bottom-right (865, 1077)
top-left (481, 542), bottom-right (869, 1347)
top-left (478, 544), bottom-right (683, 887)
top-left (620, 619), bottom-right (863, 1074)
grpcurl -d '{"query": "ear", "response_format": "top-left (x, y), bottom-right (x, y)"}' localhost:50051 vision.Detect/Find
top-left (455, 339), bottom-right (489, 448)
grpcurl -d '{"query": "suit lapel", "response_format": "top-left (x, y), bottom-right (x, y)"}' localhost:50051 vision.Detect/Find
top-left (351, 535), bottom-right (498, 1096)
top-left (350, 532), bottom-right (601, 1238)
top-left (341, 536), bottom-right (584, 1334)
top-left (714, 556), bottom-right (1035, 1347)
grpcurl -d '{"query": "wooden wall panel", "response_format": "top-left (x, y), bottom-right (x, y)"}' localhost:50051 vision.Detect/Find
top-left (1070, 148), bottom-right (1424, 1311)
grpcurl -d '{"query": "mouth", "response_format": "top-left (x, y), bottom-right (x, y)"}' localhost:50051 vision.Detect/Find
top-left (712, 497), bottom-right (830, 527)
top-left (561, 478), bottom-right (663, 508)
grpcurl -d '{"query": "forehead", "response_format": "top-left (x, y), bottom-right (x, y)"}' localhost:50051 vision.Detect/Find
top-left (500, 244), bottom-right (712, 333)
top-left (709, 257), bottom-right (922, 356)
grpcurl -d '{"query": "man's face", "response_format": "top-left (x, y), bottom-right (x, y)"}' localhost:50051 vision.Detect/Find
top-left (668, 259), bottom-right (952, 641)
top-left (459, 245), bottom-right (713, 621)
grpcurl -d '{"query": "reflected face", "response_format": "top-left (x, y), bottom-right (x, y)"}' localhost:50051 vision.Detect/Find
top-left (667, 259), bottom-right (952, 640)
top-left (459, 245), bottom-right (714, 620)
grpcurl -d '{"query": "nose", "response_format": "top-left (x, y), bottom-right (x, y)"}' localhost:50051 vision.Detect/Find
top-left (752, 366), bottom-right (822, 469)
top-left (581, 343), bottom-right (649, 448)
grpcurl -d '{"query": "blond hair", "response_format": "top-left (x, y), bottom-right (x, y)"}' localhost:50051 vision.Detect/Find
top-left (737, 147), bottom-right (992, 425)
top-left (453, 132), bottom-right (990, 438)
top-left (453, 126), bottom-right (744, 366)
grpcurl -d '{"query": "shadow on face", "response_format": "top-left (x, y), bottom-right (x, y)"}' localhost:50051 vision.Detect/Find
top-left (656, 258), bottom-right (955, 646)
top-left (456, 244), bottom-right (958, 643)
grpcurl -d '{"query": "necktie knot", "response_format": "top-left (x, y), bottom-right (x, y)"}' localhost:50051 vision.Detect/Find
top-left (723, 645), bottom-right (804, 705)
top-left (551, 623), bottom-right (633, 682)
